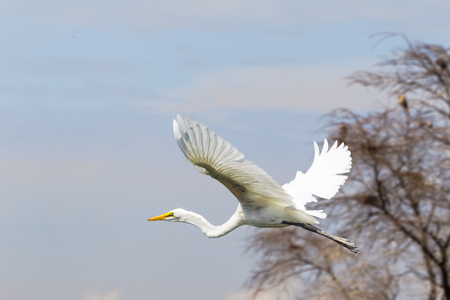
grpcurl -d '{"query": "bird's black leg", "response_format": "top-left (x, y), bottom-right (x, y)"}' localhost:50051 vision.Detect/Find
top-left (282, 221), bottom-right (359, 254)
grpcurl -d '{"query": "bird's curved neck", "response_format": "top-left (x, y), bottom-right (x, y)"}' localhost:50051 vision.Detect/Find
top-left (182, 209), bottom-right (243, 238)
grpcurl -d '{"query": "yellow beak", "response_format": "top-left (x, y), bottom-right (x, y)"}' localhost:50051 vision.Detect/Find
top-left (148, 212), bottom-right (173, 221)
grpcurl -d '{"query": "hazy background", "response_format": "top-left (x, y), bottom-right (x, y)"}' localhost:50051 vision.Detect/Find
top-left (1, 1), bottom-right (449, 299)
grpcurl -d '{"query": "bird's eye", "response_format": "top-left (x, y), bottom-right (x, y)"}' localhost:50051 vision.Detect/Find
top-left (167, 212), bottom-right (174, 217)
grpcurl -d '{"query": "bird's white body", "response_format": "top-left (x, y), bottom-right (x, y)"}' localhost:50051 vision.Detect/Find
top-left (170, 205), bottom-right (287, 239)
top-left (149, 115), bottom-right (358, 252)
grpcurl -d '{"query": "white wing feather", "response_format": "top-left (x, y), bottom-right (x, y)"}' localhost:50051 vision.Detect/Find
top-left (174, 115), bottom-right (351, 224)
top-left (282, 139), bottom-right (352, 218)
top-left (173, 115), bottom-right (293, 207)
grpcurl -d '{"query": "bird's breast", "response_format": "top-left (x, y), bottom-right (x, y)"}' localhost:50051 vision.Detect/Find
top-left (240, 204), bottom-right (283, 227)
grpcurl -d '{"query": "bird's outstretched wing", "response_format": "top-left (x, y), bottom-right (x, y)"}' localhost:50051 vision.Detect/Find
top-left (173, 115), bottom-right (293, 206)
top-left (282, 139), bottom-right (352, 218)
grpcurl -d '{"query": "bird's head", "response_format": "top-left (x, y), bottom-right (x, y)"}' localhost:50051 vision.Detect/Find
top-left (148, 208), bottom-right (187, 223)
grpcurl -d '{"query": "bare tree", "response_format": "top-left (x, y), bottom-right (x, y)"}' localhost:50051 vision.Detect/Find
top-left (246, 36), bottom-right (450, 300)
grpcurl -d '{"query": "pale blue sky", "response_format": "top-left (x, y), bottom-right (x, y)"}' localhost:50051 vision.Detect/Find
top-left (1, 1), bottom-right (450, 300)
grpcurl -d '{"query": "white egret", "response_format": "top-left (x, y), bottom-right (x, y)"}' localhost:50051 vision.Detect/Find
top-left (149, 115), bottom-right (358, 253)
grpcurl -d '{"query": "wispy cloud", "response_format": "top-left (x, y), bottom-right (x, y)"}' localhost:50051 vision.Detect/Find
top-left (2, 0), bottom-right (449, 33)
top-left (82, 290), bottom-right (120, 300)
top-left (153, 64), bottom-right (384, 113)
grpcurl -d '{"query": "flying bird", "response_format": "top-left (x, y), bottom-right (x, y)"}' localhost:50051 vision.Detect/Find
top-left (149, 115), bottom-right (358, 253)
